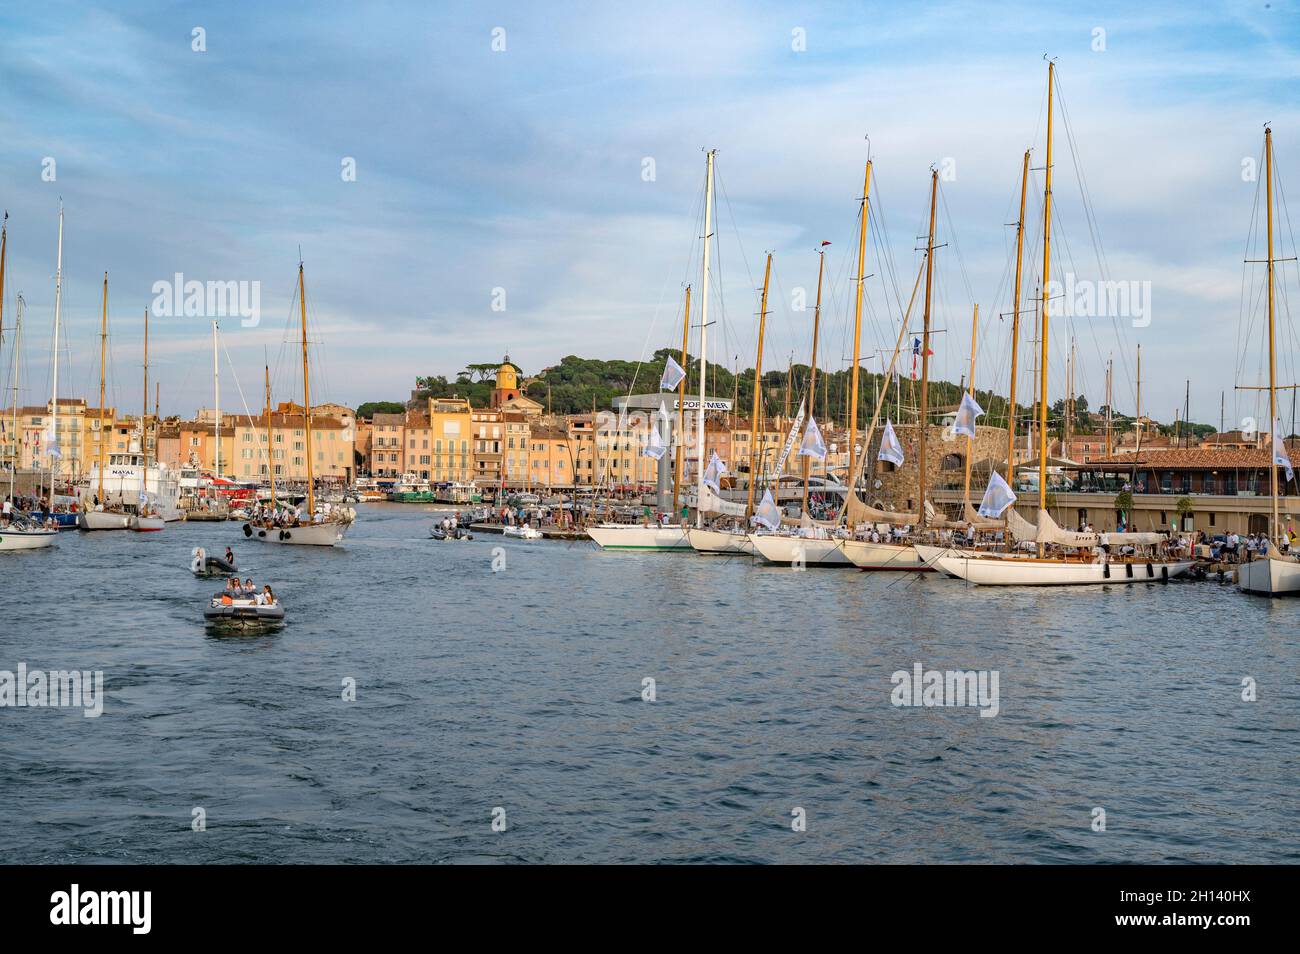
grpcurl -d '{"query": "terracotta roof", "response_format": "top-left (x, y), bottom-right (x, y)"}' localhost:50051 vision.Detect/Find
top-left (1077, 447), bottom-right (1300, 470)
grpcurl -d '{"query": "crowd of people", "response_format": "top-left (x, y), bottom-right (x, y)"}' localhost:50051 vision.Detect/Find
top-left (1, 494), bottom-right (61, 529)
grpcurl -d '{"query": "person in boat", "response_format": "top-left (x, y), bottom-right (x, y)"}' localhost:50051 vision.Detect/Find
top-left (242, 578), bottom-right (256, 597)
top-left (225, 547), bottom-right (235, 565)
top-left (261, 585), bottom-right (276, 605)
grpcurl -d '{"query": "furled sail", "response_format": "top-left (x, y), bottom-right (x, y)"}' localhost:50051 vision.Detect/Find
top-left (696, 483), bottom-right (748, 518)
top-left (1005, 506), bottom-right (1038, 543)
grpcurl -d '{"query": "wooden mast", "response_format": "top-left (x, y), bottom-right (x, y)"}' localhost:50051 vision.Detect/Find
top-left (298, 262), bottom-right (314, 519)
top-left (847, 161), bottom-right (872, 514)
top-left (801, 247), bottom-right (825, 517)
top-left (9, 296), bottom-right (21, 502)
top-left (1006, 150), bottom-right (1029, 485)
top-left (962, 303), bottom-right (979, 509)
top-left (746, 252), bottom-right (771, 518)
top-left (142, 307), bottom-right (150, 485)
top-left (97, 274), bottom-right (108, 503)
top-left (672, 284), bottom-right (690, 517)
top-left (1265, 125), bottom-right (1280, 544)
top-left (1104, 358), bottom-right (1113, 455)
top-left (1037, 60), bottom-right (1055, 546)
top-left (0, 213), bottom-right (7, 356)
top-left (265, 363), bottom-right (276, 511)
top-left (916, 168), bottom-right (939, 529)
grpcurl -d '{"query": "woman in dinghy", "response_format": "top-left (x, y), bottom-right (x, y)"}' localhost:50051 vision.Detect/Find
top-left (204, 578), bottom-right (284, 628)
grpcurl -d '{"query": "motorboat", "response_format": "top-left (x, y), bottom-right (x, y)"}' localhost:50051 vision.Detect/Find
top-left (503, 524), bottom-right (543, 540)
top-left (190, 547), bottom-right (238, 577)
top-left (204, 595), bottom-right (285, 629)
top-left (0, 512), bottom-right (59, 551)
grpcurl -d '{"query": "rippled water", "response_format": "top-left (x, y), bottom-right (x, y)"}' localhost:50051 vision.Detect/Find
top-left (1, 503), bottom-right (1296, 864)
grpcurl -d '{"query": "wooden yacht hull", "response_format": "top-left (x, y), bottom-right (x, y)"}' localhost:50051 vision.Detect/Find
top-left (936, 554), bottom-right (1196, 586)
top-left (1236, 556), bottom-right (1300, 596)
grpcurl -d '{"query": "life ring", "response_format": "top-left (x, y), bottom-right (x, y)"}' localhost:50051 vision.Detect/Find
top-left (243, 523), bottom-right (252, 537)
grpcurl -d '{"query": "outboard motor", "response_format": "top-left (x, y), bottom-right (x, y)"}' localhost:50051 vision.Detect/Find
top-left (191, 547), bottom-right (206, 575)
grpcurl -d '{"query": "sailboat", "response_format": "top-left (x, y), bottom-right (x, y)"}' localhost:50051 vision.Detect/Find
top-left (244, 261), bottom-right (353, 546)
top-left (935, 62), bottom-right (1194, 585)
top-left (687, 252), bottom-right (773, 555)
top-left (79, 274), bottom-right (131, 529)
top-left (748, 163), bottom-right (880, 567)
top-left (1236, 126), bottom-right (1300, 596)
top-left (129, 307), bottom-right (164, 531)
top-left (0, 216), bottom-right (57, 551)
top-left (837, 167), bottom-right (940, 572)
top-left (587, 152), bottom-right (718, 552)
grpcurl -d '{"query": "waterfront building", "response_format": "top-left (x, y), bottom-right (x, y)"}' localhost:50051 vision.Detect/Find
top-left (369, 412), bottom-right (405, 477)
top-left (426, 397), bottom-right (473, 484)
top-left (231, 402), bottom-right (354, 483)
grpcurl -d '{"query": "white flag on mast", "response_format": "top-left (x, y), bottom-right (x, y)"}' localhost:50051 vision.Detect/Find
top-left (799, 416), bottom-right (827, 460)
top-left (878, 420), bottom-right (904, 467)
top-left (977, 469), bottom-right (1017, 518)
top-left (752, 488), bottom-right (782, 530)
top-left (1273, 417), bottom-right (1294, 482)
top-left (702, 450), bottom-right (727, 492)
top-left (642, 402), bottom-right (668, 460)
top-left (659, 355), bottom-right (687, 391)
top-left (953, 392), bottom-right (984, 438)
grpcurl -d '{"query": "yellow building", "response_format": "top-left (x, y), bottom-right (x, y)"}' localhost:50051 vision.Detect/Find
top-left (527, 424), bottom-right (572, 489)
top-left (427, 397), bottom-right (473, 483)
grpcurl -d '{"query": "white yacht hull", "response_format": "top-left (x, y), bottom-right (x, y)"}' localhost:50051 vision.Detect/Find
top-left (1236, 556), bottom-right (1300, 596)
top-left (246, 521), bottom-right (349, 546)
top-left (129, 515), bottom-right (166, 532)
top-left (840, 538), bottom-right (933, 571)
top-left (747, 533), bottom-right (852, 566)
top-left (78, 510), bottom-right (132, 531)
top-left (586, 524), bottom-right (690, 551)
top-left (936, 554), bottom-right (1196, 586)
top-left (686, 527), bottom-right (754, 555)
top-left (0, 527), bottom-right (59, 550)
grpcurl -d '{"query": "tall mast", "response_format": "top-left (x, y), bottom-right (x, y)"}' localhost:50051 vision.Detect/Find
top-left (746, 252), bottom-right (771, 518)
top-left (1135, 344), bottom-right (1143, 456)
top-left (694, 150), bottom-right (715, 529)
top-left (0, 213), bottom-right (7, 353)
top-left (1265, 125), bottom-right (1280, 543)
top-left (802, 247), bottom-right (825, 517)
top-left (1006, 150), bottom-right (1029, 483)
top-left (962, 304), bottom-right (979, 508)
top-left (299, 262), bottom-right (315, 517)
top-left (265, 363), bottom-right (276, 510)
top-left (672, 284), bottom-right (690, 516)
top-left (49, 202), bottom-right (63, 506)
top-left (1037, 60), bottom-right (1055, 527)
top-left (211, 320), bottom-right (220, 478)
top-left (1104, 359), bottom-right (1113, 455)
top-left (10, 296), bottom-right (22, 502)
top-left (97, 274), bottom-right (108, 502)
top-left (916, 168), bottom-right (938, 528)
top-left (847, 161), bottom-right (872, 510)
top-left (142, 307), bottom-right (150, 488)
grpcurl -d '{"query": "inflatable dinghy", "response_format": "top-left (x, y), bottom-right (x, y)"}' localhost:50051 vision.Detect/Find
top-left (191, 547), bottom-right (238, 577)
top-left (204, 596), bottom-right (284, 628)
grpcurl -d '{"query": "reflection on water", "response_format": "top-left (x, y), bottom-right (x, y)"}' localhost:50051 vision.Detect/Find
top-left (0, 503), bottom-right (1295, 863)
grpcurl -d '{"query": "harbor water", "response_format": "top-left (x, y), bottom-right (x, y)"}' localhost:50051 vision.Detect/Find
top-left (1, 503), bottom-right (1296, 863)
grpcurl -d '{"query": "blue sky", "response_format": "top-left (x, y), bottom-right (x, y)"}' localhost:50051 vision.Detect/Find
top-left (1, 0), bottom-right (1298, 428)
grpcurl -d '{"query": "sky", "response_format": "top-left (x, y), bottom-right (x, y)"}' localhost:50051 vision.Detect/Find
top-left (1, 0), bottom-right (1298, 429)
